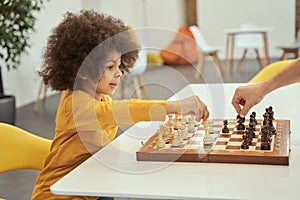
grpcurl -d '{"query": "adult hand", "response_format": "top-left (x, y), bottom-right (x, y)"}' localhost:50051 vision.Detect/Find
top-left (231, 83), bottom-right (267, 117)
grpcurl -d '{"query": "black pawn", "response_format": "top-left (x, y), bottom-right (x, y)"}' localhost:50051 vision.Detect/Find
top-left (252, 111), bottom-right (258, 125)
top-left (222, 120), bottom-right (229, 133)
top-left (241, 134), bottom-right (249, 149)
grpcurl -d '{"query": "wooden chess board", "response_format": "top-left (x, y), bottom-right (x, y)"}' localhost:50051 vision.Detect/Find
top-left (136, 119), bottom-right (291, 165)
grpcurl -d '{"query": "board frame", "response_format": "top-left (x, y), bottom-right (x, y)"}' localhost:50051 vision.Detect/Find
top-left (136, 119), bottom-right (291, 165)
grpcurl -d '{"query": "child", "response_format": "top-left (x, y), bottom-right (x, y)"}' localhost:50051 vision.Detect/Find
top-left (31, 10), bottom-right (209, 200)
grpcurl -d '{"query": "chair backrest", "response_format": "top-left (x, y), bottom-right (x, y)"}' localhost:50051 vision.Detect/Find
top-left (0, 123), bottom-right (52, 173)
top-left (248, 59), bottom-right (295, 83)
top-left (189, 25), bottom-right (209, 51)
top-left (129, 48), bottom-right (148, 76)
top-left (236, 23), bottom-right (263, 49)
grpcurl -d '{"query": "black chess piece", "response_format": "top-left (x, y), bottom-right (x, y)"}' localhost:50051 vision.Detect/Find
top-left (268, 106), bottom-right (274, 120)
top-left (260, 118), bottom-right (271, 150)
top-left (248, 118), bottom-right (256, 132)
top-left (222, 120), bottom-right (229, 133)
top-left (267, 106), bottom-right (276, 135)
top-left (241, 134), bottom-right (250, 149)
top-left (245, 130), bottom-right (253, 145)
top-left (236, 115), bottom-right (245, 131)
top-left (252, 111), bottom-right (258, 125)
top-left (247, 127), bottom-right (256, 139)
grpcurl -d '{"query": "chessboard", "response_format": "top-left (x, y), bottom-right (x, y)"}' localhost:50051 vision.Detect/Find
top-left (136, 114), bottom-right (291, 165)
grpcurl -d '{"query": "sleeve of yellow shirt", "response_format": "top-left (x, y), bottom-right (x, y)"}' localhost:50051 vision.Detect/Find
top-left (111, 99), bottom-right (167, 126)
top-left (93, 94), bottom-right (166, 127)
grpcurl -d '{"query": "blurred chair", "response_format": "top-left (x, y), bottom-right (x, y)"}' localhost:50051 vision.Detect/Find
top-left (236, 23), bottom-right (264, 72)
top-left (277, 33), bottom-right (300, 60)
top-left (248, 59), bottom-right (295, 83)
top-left (0, 122), bottom-right (52, 173)
top-left (278, 42), bottom-right (300, 60)
top-left (121, 48), bottom-right (150, 99)
top-left (189, 25), bottom-right (223, 78)
top-left (114, 27), bottom-right (150, 100)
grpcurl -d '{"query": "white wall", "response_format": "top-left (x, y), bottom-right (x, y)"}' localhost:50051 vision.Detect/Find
top-left (2, 0), bottom-right (296, 108)
top-left (82, 0), bottom-right (185, 50)
top-left (2, 0), bottom-right (81, 107)
top-left (197, 0), bottom-right (295, 59)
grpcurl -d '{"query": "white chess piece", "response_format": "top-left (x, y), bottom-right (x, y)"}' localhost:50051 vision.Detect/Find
top-left (180, 122), bottom-right (188, 140)
top-left (203, 129), bottom-right (214, 145)
top-left (188, 115), bottom-right (196, 132)
top-left (203, 120), bottom-right (214, 145)
top-left (172, 130), bottom-right (180, 147)
top-left (156, 130), bottom-right (165, 148)
top-left (174, 114), bottom-right (183, 130)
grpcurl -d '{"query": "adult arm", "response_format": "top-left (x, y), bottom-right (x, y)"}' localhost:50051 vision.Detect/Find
top-left (232, 57), bottom-right (300, 117)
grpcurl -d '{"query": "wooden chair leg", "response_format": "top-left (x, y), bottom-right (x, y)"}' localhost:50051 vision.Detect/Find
top-left (211, 53), bottom-right (223, 76)
top-left (237, 49), bottom-right (247, 73)
top-left (138, 76), bottom-right (150, 99)
top-left (33, 80), bottom-right (44, 112)
top-left (295, 50), bottom-right (299, 58)
top-left (280, 51), bottom-right (288, 60)
top-left (132, 76), bottom-right (142, 99)
top-left (254, 49), bottom-right (264, 68)
top-left (194, 53), bottom-right (204, 79)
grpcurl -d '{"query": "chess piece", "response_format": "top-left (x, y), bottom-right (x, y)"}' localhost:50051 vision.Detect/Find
top-left (171, 130), bottom-right (180, 147)
top-left (187, 115), bottom-right (196, 132)
top-left (174, 114), bottom-right (183, 130)
top-left (203, 120), bottom-right (214, 134)
top-left (248, 120), bottom-right (256, 138)
top-left (268, 106), bottom-right (275, 120)
top-left (267, 106), bottom-right (276, 135)
top-left (260, 117), bottom-right (271, 150)
top-left (236, 115), bottom-right (245, 131)
top-left (222, 119), bottom-right (229, 133)
top-left (252, 111), bottom-right (258, 125)
top-left (207, 120), bottom-right (214, 134)
top-left (167, 114), bottom-right (174, 128)
top-left (180, 122), bottom-right (188, 140)
top-left (162, 126), bottom-right (169, 141)
top-left (156, 130), bottom-right (165, 148)
top-left (203, 129), bottom-right (214, 146)
top-left (241, 140), bottom-right (249, 149)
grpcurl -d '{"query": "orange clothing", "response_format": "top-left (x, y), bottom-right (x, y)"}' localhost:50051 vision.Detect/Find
top-left (31, 90), bottom-right (166, 200)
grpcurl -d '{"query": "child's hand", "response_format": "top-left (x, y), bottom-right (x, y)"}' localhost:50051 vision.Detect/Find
top-left (166, 96), bottom-right (209, 121)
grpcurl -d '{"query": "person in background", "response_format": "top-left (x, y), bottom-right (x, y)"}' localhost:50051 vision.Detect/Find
top-left (31, 10), bottom-right (209, 200)
top-left (232, 57), bottom-right (300, 117)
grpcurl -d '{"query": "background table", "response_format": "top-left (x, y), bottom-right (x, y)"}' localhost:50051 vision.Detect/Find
top-left (51, 83), bottom-right (300, 200)
top-left (223, 27), bottom-right (273, 78)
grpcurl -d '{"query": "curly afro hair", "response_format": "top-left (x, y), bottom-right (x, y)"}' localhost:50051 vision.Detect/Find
top-left (39, 10), bottom-right (139, 91)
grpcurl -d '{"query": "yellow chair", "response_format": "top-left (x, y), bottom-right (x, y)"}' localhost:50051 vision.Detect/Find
top-left (0, 122), bottom-right (52, 173)
top-left (248, 59), bottom-right (295, 83)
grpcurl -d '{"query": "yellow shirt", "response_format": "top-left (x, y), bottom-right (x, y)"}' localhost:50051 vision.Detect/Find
top-left (31, 90), bottom-right (166, 200)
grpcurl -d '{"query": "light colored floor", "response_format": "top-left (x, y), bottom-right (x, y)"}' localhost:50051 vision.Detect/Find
top-left (0, 58), bottom-right (280, 200)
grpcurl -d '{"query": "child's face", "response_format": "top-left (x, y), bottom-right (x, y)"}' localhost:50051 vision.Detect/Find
top-left (96, 51), bottom-right (122, 97)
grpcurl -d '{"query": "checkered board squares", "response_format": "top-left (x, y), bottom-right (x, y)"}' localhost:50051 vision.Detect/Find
top-left (136, 119), bottom-right (290, 165)
top-left (213, 122), bottom-right (277, 152)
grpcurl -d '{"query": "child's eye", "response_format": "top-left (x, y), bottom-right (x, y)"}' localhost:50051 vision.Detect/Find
top-left (107, 65), bottom-right (113, 69)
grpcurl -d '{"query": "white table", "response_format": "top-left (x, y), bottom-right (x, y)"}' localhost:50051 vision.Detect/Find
top-left (51, 83), bottom-right (300, 200)
top-left (223, 27), bottom-right (273, 78)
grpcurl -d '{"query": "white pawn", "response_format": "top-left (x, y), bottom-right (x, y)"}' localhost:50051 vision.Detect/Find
top-left (156, 129), bottom-right (165, 148)
top-left (188, 115), bottom-right (196, 132)
top-left (172, 130), bottom-right (180, 147)
top-left (180, 122), bottom-right (188, 140)
top-left (203, 129), bottom-right (214, 145)
top-left (174, 114), bottom-right (182, 130)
